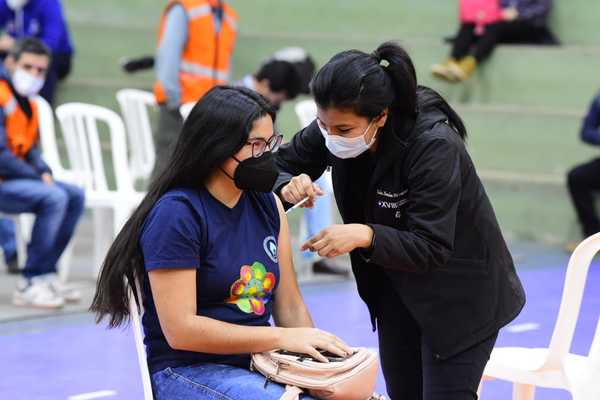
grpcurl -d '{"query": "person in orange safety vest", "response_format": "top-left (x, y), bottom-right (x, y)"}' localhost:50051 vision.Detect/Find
top-left (152, 0), bottom-right (237, 179)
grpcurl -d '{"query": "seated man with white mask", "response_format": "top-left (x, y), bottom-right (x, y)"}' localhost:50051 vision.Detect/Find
top-left (0, 37), bottom-right (84, 309)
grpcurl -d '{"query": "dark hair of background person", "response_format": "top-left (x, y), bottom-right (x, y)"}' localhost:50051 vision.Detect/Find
top-left (9, 37), bottom-right (51, 61)
top-left (255, 59), bottom-right (303, 100)
top-left (90, 86), bottom-right (276, 327)
top-left (311, 41), bottom-right (467, 139)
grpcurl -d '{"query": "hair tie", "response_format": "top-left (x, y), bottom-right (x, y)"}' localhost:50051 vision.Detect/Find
top-left (379, 59), bottom-right (390, 68)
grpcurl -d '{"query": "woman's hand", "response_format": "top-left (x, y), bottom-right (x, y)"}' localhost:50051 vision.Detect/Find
top-left (276, 327), bottom-right (352, 363)
top-left (280, 173), bottom-right (323, 208)
top-left (301, 224), bottom-right (373, 258)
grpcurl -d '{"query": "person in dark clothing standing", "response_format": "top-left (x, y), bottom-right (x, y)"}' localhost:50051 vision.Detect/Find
top-left (567, 91), bottom-right (600, 246)
top-left (432, 0), bottom-right (554, 82)
top-left (274, 41), bottom-right (526, 399)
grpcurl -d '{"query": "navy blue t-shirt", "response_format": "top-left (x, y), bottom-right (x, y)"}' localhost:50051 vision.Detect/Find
top-left (139, 188), bottom-right (281, 374)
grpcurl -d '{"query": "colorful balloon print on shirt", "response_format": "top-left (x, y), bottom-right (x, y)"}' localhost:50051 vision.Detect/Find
top-left (227, 262), bottom-right (276, 315)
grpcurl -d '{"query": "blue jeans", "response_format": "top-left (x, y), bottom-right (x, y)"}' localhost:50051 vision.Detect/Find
top-left (0, 217), bottom-right (16, 261)
top-left (152, 364), bottom-right (316, 400)
top-left (0, 179), bottom-right (85, 278)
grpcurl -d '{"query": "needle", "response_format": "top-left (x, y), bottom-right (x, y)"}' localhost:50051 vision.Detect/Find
top-left (285, 197), bottom-right (310, 214)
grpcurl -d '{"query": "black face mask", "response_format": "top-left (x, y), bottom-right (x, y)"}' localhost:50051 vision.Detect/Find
top-left (228, 151), bottom-right (279, 192)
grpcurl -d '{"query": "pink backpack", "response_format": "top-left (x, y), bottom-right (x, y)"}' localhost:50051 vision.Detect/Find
top-left (251, 347), bottom-right (385, 400)
top-left (460, 0), bottom-right (502, 33)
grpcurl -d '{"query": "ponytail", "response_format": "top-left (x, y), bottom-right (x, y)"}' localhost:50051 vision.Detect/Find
top-left (312, 41), bottom-right (466, 139)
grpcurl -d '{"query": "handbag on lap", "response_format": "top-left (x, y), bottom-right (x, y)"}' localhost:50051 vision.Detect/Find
top-left (251, 347), bottom-right (385, 400)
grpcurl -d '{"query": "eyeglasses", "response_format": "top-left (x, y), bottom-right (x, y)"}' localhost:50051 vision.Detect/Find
top-left (247, 133), bottom-right (283, 158)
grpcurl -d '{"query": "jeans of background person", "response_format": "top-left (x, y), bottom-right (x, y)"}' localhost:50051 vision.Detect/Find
top-left (452, 21), bottom-right (544, 63)
top-left (152, 363), bottom-right (316, 400)
top-left (567, 158), bottom-right (600, 238)
top-left (152, 105), bottom-right (183, 180)
top-left (0, 217), bottom-right (16, 261)
top-left (0, 179), bottom-right (84, 278)
top-left (39, 53), bottom-right (73, 105)
top-left (376, 276), bottom-right (497, 400)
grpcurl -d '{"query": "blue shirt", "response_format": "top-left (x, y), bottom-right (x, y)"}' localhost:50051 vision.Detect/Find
top-left (0, 0), bottom-right (73, 55)
top-left (140, 188), bottom-right (281, 374)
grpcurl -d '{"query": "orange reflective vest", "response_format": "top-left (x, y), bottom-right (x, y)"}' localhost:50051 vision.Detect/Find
top-left (154, 0), bottom-right (238, 105)
top-left (0, 81), bottom-right (39, 159)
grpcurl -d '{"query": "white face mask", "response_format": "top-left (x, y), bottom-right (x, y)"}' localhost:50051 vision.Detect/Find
top-left (12, 68), bottom-right (45, 97)
top-left (6, 0), bottom-right (28, 10)
top-left (319, 120), bottom-right (379, 159)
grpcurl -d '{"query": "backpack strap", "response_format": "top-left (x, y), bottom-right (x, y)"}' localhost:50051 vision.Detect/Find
top-left (279, 385), bottom-right (304, 400)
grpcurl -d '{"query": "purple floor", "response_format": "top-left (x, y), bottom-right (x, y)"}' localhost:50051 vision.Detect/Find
top-left (2, 245), bottom-right (599, 399)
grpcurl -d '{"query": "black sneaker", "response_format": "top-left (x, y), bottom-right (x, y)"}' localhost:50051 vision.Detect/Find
top-left (312, 259), bottom-right (350, 276)
top-left (5, 254), bottom-right (20, 274)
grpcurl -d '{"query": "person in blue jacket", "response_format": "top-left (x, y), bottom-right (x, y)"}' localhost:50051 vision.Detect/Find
top-left (0, 0), bottom-right (74, 104)
top-left (567, 91), bottom-right (600, 244)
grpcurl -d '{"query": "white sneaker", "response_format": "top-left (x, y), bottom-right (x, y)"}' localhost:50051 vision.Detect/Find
top-left (13, 278), bottom-right (65, 309)
top-left (43, 273), bottom-right (82, 303)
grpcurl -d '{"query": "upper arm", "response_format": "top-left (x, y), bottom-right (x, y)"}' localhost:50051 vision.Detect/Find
top-left (140, 197), bottom-right (203, 340)
top-left (405, 135), bottom-right (462, 254)
top-left (39, 0), bottom-right (64, 50)
top-left (272, 195), bottom-right (310, 326)
top-left (148, 268), bottom-right (197, 345)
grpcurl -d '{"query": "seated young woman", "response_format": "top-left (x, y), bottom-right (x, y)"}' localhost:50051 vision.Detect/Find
top-left (91, 86), bottom-right (351, 400)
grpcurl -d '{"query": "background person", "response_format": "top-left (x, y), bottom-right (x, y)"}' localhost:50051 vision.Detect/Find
top-left (0, 0), bottom-right (74, 103)
top-left (0, 38), bottom-right (84, 309)
top-left (432, 0), bottom-right (554, 82)
top-left (152, 0), bottom-right (238, 178)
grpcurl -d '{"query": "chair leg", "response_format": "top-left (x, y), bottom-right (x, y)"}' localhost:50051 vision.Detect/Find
top-left (57, 242), bottom-right (74, 282)
top-left (513, 383), bottom-right (535, 400)
top-left (92, 208), bottom-right (112, 278)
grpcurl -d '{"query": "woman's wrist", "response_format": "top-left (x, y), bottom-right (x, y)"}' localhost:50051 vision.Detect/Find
top-left (356, 224), bottom-right (375, 249)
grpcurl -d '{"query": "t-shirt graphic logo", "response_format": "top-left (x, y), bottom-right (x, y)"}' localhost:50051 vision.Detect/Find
top-left (226, 262), bottom-right (276, 315)
top-left (263, 236), bottom-right (278, 263)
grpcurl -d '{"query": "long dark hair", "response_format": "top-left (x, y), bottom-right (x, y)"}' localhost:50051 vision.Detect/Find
top-left (90, 86), bottom-right (276, 327)
top-left (311, 41), bottom-right (466, 139)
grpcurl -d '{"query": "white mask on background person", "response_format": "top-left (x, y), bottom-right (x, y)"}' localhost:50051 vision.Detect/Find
top-left (12, 68), bottom-right (45, 97)
top-left (6, 0), bottom-right (28, 10)
top-left (319, 120), bottom-right (379, 159)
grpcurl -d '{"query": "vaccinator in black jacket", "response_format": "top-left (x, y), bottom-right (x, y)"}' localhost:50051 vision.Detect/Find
top-left (274, 41), bottom-right (525, 400)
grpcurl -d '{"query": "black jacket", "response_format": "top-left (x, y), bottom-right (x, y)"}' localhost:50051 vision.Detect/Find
top-left (274, 87), bottom-right (525, 359)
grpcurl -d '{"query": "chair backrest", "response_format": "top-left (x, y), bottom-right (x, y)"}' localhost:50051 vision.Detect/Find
top-left (294, 99), bottom-right (317, 129)
top-left (129, 283), bottom-right (154, 400)
top-left (179, 102), bottom-right (194, 121)
top-left (33, 96), bottom-right (74, 182)
top-left (544, 232), bottom-right (600, 369)
top-left (55, 102), bottom-right (134, 193)
top-left (116, 89), bottom-right (157, 183)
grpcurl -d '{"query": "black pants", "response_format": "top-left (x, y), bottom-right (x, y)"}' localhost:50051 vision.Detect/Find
top-left (567, 158), bottom-right (600, 237)
top-left (451, 21), bottom-right (543, 63)
top-left (376, 279), bottom-right (497, 399)
top-left (151, 105), bottom-right (183, 180)
top-left (40, 52), bottom-right (72, 105)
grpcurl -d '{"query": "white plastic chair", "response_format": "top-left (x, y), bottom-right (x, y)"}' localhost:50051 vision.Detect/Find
top-left (566, 318), bottom-right (600, 400)
top-left (179, 102), bottom-right (195, 121)
top-left (116, 89), bottom-right (157, 184)
top-left (129, 282), bottom-right (154, 400)
top-left (55, 103), bottom-right (145, 276)
top-left (480, 232), bottom-right (600, 399)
